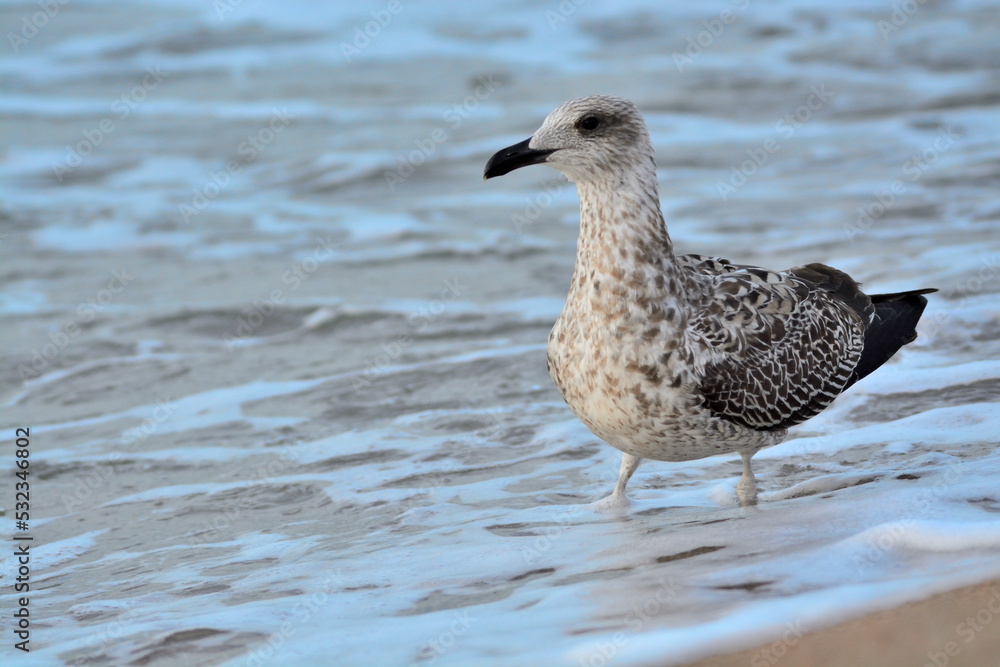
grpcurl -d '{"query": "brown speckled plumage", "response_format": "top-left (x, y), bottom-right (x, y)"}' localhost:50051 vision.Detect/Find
top-left (484, 95), bottom-right (935, 507)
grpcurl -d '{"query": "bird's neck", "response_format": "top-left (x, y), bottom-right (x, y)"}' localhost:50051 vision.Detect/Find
top-left (571, 172), bottom-right (678, 286)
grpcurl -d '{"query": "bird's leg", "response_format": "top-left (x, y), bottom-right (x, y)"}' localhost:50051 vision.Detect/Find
top-left (593, 453), bottom-right (642, 510)
top-left (736, 451), bottom-right (758, 507)
top-left (614, 452), bottom-right (642, 497)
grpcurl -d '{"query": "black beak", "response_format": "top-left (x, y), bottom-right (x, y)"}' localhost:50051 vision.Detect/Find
top-left (483, 137), bottom-right (555, 180)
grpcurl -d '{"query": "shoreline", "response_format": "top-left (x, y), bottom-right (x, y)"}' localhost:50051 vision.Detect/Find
top-left (683, 577), bottom-right (1000, 667)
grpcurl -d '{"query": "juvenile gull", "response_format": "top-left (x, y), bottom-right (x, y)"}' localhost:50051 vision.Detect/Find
top-left (484, 95), bottom-right (935, 508)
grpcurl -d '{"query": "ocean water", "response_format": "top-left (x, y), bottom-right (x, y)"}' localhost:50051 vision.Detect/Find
top-left (1, 0), bottom-right (1000, 665)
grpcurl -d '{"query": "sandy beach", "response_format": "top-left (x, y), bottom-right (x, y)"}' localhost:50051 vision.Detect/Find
top-left (687, 577), bottom-right (1000, 667)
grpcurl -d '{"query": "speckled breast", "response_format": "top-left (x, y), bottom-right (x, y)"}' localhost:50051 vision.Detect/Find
top-left (546, 301), bottom-right (777, 461)
top-left (548, 305), bottom-right (689, 457)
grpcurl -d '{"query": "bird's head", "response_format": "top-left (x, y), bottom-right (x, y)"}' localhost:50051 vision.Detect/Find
top-left (483, 95), bottom-right (654, 185)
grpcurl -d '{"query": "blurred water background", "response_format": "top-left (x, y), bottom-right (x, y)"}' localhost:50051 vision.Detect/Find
top-left (1, 0), bottom-right (1000, 665)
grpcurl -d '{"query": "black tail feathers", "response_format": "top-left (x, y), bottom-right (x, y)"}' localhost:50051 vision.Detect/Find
top-left (845, 288), bottom-right (937, 389)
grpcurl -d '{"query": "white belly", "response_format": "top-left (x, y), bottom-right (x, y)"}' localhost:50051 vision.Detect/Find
top-left (546, 311), bottom-right (781, 461)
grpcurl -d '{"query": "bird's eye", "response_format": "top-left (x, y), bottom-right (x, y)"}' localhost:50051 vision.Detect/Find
top-left (578, 115), bottom-right (601, 132)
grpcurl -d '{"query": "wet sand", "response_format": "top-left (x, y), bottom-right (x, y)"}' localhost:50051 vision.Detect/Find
top-left (686, 577), bottom-right (1000, 667)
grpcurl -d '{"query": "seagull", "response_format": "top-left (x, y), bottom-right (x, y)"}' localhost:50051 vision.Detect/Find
top-left (484, 95), bottom-right (935, 508)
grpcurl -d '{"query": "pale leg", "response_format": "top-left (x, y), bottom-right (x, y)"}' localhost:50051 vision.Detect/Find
top-left (592, 453), bottom-right (642, 510)
top-left (736, 451), bottom-right (758, 507)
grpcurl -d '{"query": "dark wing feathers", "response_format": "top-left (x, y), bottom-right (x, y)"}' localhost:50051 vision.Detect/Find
top-left (844, 288), bottom-right (936, 389)
top-left (787, 263), bottom-right (874, 323)
top-left (684, 257), bottom-right (933, 432)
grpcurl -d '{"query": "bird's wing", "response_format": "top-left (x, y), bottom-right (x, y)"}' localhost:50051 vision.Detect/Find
top-left (675, 254), bottom-right (740, 275)
top-left (682, 259), bottom-right (872, 431)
